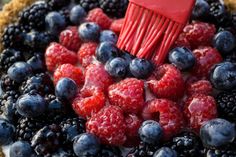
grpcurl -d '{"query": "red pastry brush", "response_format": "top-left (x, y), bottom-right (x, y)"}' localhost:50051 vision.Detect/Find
top-left (117, 0), bottom-right (195, 65)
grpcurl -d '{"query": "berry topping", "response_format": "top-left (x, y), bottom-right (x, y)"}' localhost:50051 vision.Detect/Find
top-left (10, 141), bottom-right (34, 157)
top-left (153, 147), bottom-right (177, 157)
top-left (147, 64), bottom-right (185, 100)
top-left (86, 105), bottom-right (126, 146)
top-left (96, 41), bottom-right (119, 63)
top-left (186, 80), bottom-right (213, 96)
top-left (70, 5), bottom-right (87, 25)
top-left (99, 30), bottom-right (118, 43)
top-left (0, 119), bottom-right (15, 145)
top-left (129, 58), bottom-right (153, 79)
top-left (105, 57), bottom-right (128, 78)
top-left (78, 22), bottom-right (101, 42)
top-left (45, 12), bottom-right (66, 35)
top-left (108, 78), bottom-right (144, 114)
top-left (142, 99), bottom-right (184, 140)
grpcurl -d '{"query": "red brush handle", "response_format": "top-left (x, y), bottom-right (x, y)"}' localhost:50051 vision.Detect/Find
top-left (129, 0), bottom-right (195, 24)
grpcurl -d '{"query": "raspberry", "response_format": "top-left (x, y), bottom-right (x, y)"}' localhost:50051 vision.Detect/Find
top-left (72, 89), bottom-right (105, 118)
top-left (125, 114), bottom-right (142, 137)
top-left (183, 22), bottom-right (216, 48)
top-left (45, 43), bottom-right (78, 72)
top-left (142, 99), bottom-right (184, 140)
top-left (147, 64), bottom-right (185, 101)
top-left (184, 94), bottom-right (218, 133)
top-left (77, 42), bottom-right (98, 67)
top-left (109, 18), bottom-right (124, 35)
top-left (174, 33), bottom-right (191, 49)
top-left (81, 64), bottom-right (113, 93)
top-left (186, 80), bottom-right (213, 96)
top-left (86, 105), bottom-right (126, 145)
top-left (191, 47), bottom-right (222, 78)
top-left (59, 26), bottom-right (82, 52)
top-left (108, 78), bottom-right (145, 114)
top-left (53, 64), bottom-right (84, 86)
top-left (86, 8), bottom-right (112, 29)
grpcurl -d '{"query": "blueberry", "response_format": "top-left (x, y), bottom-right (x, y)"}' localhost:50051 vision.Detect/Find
top-left (7, 62), bottom-right (33, 83)
top-left (213, 31), bottom-right (236, 54)
top-left (70, 5), bottom-right (87, 25)
top-left (0, 118), bottom-right (15, 145)
top-left (73, 133), bottom-right (100, 156)
top-left (45, 12), bottom-right (66, 35)
top-left (16, 92), bottom-right (47, 118)
top-left (105, 57), bottom-right (128, 78)
top-left (192, 0), bottom-right (210, 20)
top-left (168, 47), bottom-right (195, 71)
top-left (96, 42), bottom-right (119, 63)
top-left (200, 118), bottom-right (235, 148)
top-left (55, 78), bottom-right (77, 102)
top-left (99, 30), bottom-right (118, 43)
top-left (78, 22), bottom-right (100, 42)
top-left (129, 58), bottom-right (153, 79)
top-left (121, 51), bottom-right (135, 63)
top-left (210, 62), bottom-right (236, 90)
top-left (153, 147), bottom-right (177, 157)
top-left (138, 120), bottom-right (163, 145)
top-left (10, 141), bottom-right (34, 157)
top-left (27, 54), bottom-right (46, 73)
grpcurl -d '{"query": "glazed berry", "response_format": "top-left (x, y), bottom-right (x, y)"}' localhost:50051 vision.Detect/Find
top-left (213, 31), bottom-right (236, 54)
top-left (82, 64), bottom-right (113, 93)
top-left (186, 80), bottom-right (213, 96)
top-left (105, 57), bottom-right (128, 78)
top-left (200, 118), bottom-right (235, 148)
top-left (121, 51), bottom-right (135, 63)
top-left (109, 18), bottom-right (124, 35)
top-left (0, 118), bottom-right (15, 145)
top-left (73, 133), bottom-right (100, 157)
top-left (209, 2), bottom-right (227, 24)
top-left (54, 64), bottom-right (84, 86)
top-left (174, 33), bottom-right (191, 49)
top-left (108, 78), bottom-right (144, 114)
top-left (210, 62), bottom-right (236, 90)
top-left (86, 8), bottom-right (112, 29)
top-left (78, 22), bottom-right (101, 42)
top-left (70, 5), bottom-right (87, 25)
top-left (55, 78), bottom-right (78, 102)
top-left (125, 114), bottom-right (142, 139)
top-left (86, 105), bottom-right (126, 145)
top-left (16, 92), bottom-right (47, 118)
top-left (138, 120), bottom-right (163, 145)
top-left (45, 12), bottom-right (66, 35)
top-left (27, 54), bottom-right (46, 73)
top-left (59, 27), bottom-right (82, 52)
top-left (45, 42), bottom-right (78, 72)
top-left (96, 42), bottom-right (119, 63)
top-left (99, 30), bottom-right (118, 43)
top-left (147, 64), bottom-right (185, 100)
top-left (191, 47), bottom-right (222, 78)
top-left (129, 58), bottom-right (153, 79)
top-left (168, 47), bottom-right (195, 71)
top-left (153, 147), bottom-right (177, 157)
top-left (184, 94), bottom-right (218, 133)
top-left (192, 0), bottom-right (210, 20)
top-left (79, 0), bottom-right (99, 12)
top-left (142, 99), bottom-right (184, 140)
top-left (7, 62), bottom-right (32, 83)
top-left (10, 141), bottom-right (34, 157)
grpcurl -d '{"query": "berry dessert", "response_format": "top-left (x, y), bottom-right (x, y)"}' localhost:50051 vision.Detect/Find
top-left (0, 0), bottom-right (236, 157)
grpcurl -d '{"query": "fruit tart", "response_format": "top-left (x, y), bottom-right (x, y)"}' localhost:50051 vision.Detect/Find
top-left (0, 0), bottom-right (236, 157)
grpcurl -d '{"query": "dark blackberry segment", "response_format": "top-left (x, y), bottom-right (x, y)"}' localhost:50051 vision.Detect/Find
top-left (15, 117), bottom-right (47, 142)
top-left (2, 24), bottom-right (26, 49)
top-left (19, 73), bottom-right (54, 96)
top-left (1, 74), bottom-right (19, 92)
top-left (126, 142), bottom-right (159, 157)
top-left (209, 2), bottom-right (230, 26)
top-left (46, 0), bottom-right (70, 10)
top-left (99, 0), bottom-right (128, 18)
top-left (79, 0), bottom-right (99, 12)
top-left (167, 132), bottom-right (203, 157)
top-left (18, 1), bottom-right (51, 30)
top-left (98, 145), bottom-right (122, 157)
top-left (31, 124), bottom-right (63, 156)
top-left (0, 49), bottom-right (24, 73)
top-left (216, 90), bottom-right (236, 122)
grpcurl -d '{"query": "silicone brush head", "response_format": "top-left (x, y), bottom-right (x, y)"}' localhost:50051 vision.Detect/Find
top-left (117, 0), bottom-right (195, 65)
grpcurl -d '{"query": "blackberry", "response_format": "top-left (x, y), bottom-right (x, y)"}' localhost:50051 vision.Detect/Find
top-left (98, 145), bottom-right (122, 157)
top-left (99, 0), bottom-right (128, 18)
top-left (167, 132), bottom-right (203, 157)
top-left (1, 74), bottom-right (19, 92)
top-left (15, 117), bottom-right (47, 142)
top-left (19, 73), bottom-right (54, 95)
top-left (0, 49), bottom-right (24, 73)
top-left (1, 24), bottom-right (26, 49)
top-left (31, 124), bottom-right (63, 156)
top-left (216, 90), bottom-right (236, 122)
top-left (46, 0), bottom-right (70, 10)
top-left (126, 142), bottom-right (159, 157)
top-left (80, 0), bottom-right (99, 12)
top-left (19, 1), bottom-right (51, 30)
top-left (209, 2), bottom-right (229, 25)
